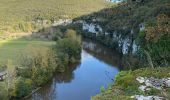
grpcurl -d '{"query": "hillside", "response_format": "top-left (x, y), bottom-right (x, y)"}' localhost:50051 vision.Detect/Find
top-left (0, 0), bottom-right (110, 34)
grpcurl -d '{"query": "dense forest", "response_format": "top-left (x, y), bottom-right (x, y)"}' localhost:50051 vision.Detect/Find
top-left (0, 0), bottom-right (169, 100)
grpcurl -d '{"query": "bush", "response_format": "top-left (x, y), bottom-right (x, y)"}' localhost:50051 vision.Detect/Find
top-left (55, 29), bottom-right (81, 68)
top-left (100, 86), bottom-right (105, 93)
top-left (115, 71), bottom-right (136, 88)
top-left (138, 14), bottom-right (170, 67)
top-left (12, 77), bottom-right (32, 98)
top-left (17, 45), bottom-right (58, 86)
top-left (0, 82), bottom-right (8, 100)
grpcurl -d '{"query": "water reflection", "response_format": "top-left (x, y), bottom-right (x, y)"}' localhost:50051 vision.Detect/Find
top-left (82, 39), bottom-right (122, 67)
top-left (54, 62), bottom-right (81, 83)
top-left (27, 39), bottom-right (120, 100)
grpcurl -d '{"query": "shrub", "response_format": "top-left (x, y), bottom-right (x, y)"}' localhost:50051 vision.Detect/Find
top-left (55, 29), bottom-right (81, 67)
top-left (115, 71), bottom-right (136, 88)
top-left (12, 77), bottom-right (32, 98)
top-left (0, 82), bottom-right (8, 100)
top-left (17, 45), bottom-right (58, 86)
top-left (100, 86), bottom-right (105, 93)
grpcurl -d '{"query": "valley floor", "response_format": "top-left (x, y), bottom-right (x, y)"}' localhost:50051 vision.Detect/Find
top-left (0, 39), bottom-right (55, 66)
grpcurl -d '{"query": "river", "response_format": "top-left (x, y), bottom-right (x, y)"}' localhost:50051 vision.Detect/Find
top-left (26, 39), bottom-right (121, 100)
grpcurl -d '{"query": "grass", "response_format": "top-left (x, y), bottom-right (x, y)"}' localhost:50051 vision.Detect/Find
top-left (0, 39), bottom-right (55, 66)
top-left (92, 67), bottom-right (170, 100)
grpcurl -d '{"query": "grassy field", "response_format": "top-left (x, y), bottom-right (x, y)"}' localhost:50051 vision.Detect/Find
top-left (0, 0), bottom-right (110, 33)
top-left (0, 39), bottom-right (55, 66)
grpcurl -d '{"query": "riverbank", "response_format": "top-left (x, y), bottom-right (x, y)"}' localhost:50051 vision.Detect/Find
top-left (0, 29), bottom-right (82, 99)
top-left (25, 42), bottom-right (120, 100)
top-left (92, 67), bottom-right (170, 100)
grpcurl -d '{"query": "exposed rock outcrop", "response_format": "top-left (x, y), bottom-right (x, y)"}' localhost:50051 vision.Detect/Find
top-left (136, 77), bottom-right (170, 90)
top-left (131, 76), bottom-right (170, 100)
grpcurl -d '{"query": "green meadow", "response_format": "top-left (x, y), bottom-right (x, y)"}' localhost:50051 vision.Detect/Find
top-left (0, 40), bottom-right (55, 66)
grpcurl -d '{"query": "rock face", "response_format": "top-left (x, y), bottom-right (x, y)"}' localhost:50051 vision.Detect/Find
top-left (131, 95), bottom-right (164, 100)
top-left (132, 76), bottom-right (170, 100)
top-left (139, 23), bottom-right (145, 32)
top-left (75, 20), bottom-right (139, 54)
top-left (106, 0), bottom-right (123, 3)
top-left (136, 77), bottom-right (170, 90)
top-left (82, 22), bottom-right (103, 34)
top-left (53, 19), bottom-right (72, 26)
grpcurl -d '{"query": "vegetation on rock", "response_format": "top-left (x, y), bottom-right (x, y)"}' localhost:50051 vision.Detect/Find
top-left (92, 67), bottom-right (170, 100)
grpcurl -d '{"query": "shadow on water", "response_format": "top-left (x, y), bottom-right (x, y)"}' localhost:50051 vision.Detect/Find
top-left (82, 38), bottom-right (123, 69)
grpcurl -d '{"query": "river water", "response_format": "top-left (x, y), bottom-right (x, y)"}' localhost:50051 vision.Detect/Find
top-left (27, 39), bottom-right (121, 100)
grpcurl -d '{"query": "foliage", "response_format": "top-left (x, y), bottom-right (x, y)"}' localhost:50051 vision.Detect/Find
top-left (17, 46), bottom-right (58, 86)
top-left (100, 86), bottom-right (105, 93)
top-left (12, 77), bottom-right (32, 98)
top-left (55, 29), bottom-right (81, 70)
top-left (115, 71), bottom-right (137, 88)
top-left (0, 82), bottom-right (8, 100)
top-left (138, 14), bottom-right (170, 67)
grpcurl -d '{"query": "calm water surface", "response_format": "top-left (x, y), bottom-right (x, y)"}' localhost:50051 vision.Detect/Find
top-left (27, 39), bottom-right (121, 100)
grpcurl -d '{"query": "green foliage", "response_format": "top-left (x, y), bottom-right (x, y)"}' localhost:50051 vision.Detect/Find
top-left (100, 86), bottom-right (105, 93)
top-left (146, 88), bottom-right (160, 96)
top-left (0, 82), bottom-right (8, 100)
top-left (115, 71), bottom-right (137, 88)
top-left (132, 67), bottom-right (170, 78)
top-left (167, 88), bottom-right (170, 99)
top-left (12, 77), bottom-right (32, 98)
top-left (17, 46), bottom-right (58, 86)
top-left (138, 14), bottom-right (170, 67)
top-left (55, 29), bottom-right (81, 69)
top-left (54, 29), bottom-right (64, 41)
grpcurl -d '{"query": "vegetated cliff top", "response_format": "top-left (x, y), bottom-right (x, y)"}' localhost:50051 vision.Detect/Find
top-left (78, 0), bottom-right (170, 35)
